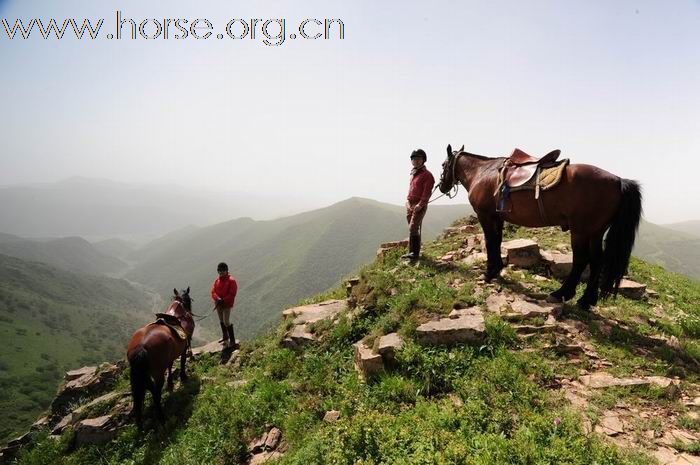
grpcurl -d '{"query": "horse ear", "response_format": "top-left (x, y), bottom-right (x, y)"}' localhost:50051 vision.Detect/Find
top-left (446, 144), bottom-right (452, 157)
top-left (186, 286), bottom-right (190, 294)
top-left (459, 145), bottom-right (464, 152)
top-left (173, 288), bottom-right (179, 296)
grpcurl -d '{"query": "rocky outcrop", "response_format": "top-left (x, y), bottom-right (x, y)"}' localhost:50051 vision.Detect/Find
top-left (377, 239), bottom-right (409, 258)
top-left (281, 300), bottom-right (347, 349)
top-left (353, 341), bottom-right (384, 380)
top-left (50, 362), bottom-right (122, 420)
top-left (416, 309), bottom-right (486, 346)
top-left (501, 239), bottom-right (540, 267)
top-left (248, 427), bottom-right (288, 464)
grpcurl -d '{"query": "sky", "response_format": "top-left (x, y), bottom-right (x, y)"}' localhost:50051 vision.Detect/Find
top-left (0, 0), bottom-right (698, 223)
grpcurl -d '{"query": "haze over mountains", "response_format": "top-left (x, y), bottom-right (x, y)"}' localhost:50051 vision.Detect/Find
top-left (0, 178), bottom-right (322, 241)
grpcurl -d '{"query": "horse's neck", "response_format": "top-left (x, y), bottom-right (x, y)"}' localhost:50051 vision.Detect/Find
top-left (167, 301), bottom-right (185, 316)
top-left (457, 155), bottom-right (502, 191)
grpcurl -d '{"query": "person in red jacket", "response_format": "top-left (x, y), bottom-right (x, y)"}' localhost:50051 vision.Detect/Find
top-left (402, 149), bottom-right (435, 261)
top-left (211, 262), bottom-right (239, 349)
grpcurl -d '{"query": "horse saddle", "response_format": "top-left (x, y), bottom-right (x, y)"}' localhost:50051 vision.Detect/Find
top-left (502, 149), bottom-right (562, 188)
top-left (153, 314), bottom-right (189, 341)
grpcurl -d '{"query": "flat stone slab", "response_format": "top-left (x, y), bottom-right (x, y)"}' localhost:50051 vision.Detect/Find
top-left (501, 239), bottom-right (540, 267)
top-left (380, 239), bottom-right (409, 249)
top-left (353, 341), bottom-right (384, 379)
top-left (486, 294), bottom-right (510, 313)
top-left (416, 313), bottom-right (486, 346)
top-left (376, 333), bottom-right (404, 361)
top-left (73, 415), bottom-right (119, 446)
top-left (65, 366), bottom-right (97, 381)
top-left (595, 414), bottom-right (624, 436)
top-left (579, 372), bottom-right (679, 389)
top-left (618, 279), bottom-right (647, 300)
top-left (502, 299), bottom-right (561, 322)
top-left (540, 251), bottom-right (591, 280)
top-left (282, 299), bottom-right (347, 325)
top-left (192, 340), bottom-right (228, 356)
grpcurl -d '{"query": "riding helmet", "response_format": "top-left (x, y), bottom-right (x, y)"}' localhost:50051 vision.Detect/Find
top-left (410, 149), bottom-right (427, 161)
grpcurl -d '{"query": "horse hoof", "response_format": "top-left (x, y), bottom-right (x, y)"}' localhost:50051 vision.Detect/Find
top-left (546, 294), bottom-right (564, 304)
top-left (576, 299), bottom-right (591, 311)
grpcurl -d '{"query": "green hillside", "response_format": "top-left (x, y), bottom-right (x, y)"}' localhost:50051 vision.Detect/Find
top-left (126, 198), bottom-right (471, 339)
top-left (0, 254), bottom-right (152, 443)
top-left (0, 234), bottom-right (128, 276)
top-left (13, 219), bottom-right (700, 464)
top-left (634, 221), bottom-right (700, 280)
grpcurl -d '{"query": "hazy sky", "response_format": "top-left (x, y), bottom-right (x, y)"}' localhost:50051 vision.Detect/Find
top-left (1, 0), bottom-right (698, 223)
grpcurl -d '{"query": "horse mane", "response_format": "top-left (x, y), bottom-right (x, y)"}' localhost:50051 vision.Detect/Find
top-left (459, 151), bottom-right (504, 162)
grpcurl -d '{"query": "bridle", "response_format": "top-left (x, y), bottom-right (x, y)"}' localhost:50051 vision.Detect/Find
top-left (432, 151), bottom-right (463, 202)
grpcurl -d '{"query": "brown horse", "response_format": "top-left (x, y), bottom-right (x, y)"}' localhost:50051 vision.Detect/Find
top-left (438, 145), bottom-right (642, 310)
top-left (127, 287), bottom-right (195, 426)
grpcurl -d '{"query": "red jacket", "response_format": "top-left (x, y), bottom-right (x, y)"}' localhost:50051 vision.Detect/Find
top-left (211, 273), bottom-right (238, 309)
top-left (407, 167), bottom-right (435, 205)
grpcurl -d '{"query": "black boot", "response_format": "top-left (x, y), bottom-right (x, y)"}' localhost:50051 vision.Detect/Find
top-left (227, 324), bottom-right (239, 349)
top-left (401, 236), bottom-right (415, 259)
top-left (219, 322), bottom-right (229, 344)
top-left (413, 234), bottom-right (421, 260)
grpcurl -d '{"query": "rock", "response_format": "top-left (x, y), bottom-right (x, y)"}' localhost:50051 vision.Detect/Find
top-left (595, 414), bottom-right (624, 436)
top-left (512, 324), bottom-right (557, 335)
top-left (250, 451), bottom-right (285, 465)
top-left (579, 373), bottom-right (679, 389)
top-left (618, 279), bottom-right (647, 300)
top-left (380, 239), bottom-right (409, 249)
top-left (282, 299), bottom-right (347, 325)
top-left (353, 341), bottom-right (384, 379)
top-left (416, 313), bottom-right (486, 346)
top-left (281, 324), bottom-right (316, 350)
top-left (486, 294), bottom-right (510, 313)
top-left (659, 429), bottom-right (698, 446)
top-left (73, 415), bottom-right (120, 446)
top-left (264, 427), bottom-right (282, 450)
top-left (192, 340), bottom-right (229, 356)
top-left (323, 410), bottom-right (341, 423)
top-left (65, 366), bottom-right (97, 381)
top-left (376, 333), bottom-right (404, 362)
top-left (501, 299), bottom-right (561, 322)
top-left (31, 416), bottom-right (49, 431)
top-left (540, 251), bottom-right (590, 280)
top-left (51, 413), bottom-right (73, 435)
top-left (462, 252), bottom-right (488, 266)
top-left (72, 391), bottom-right (124, 419)
top-left (501, 239), bottom-right (540, 268)
top-left (50, 363), bottom-right (121, 418)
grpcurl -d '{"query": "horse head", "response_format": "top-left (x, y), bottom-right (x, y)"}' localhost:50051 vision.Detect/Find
top-left (172, 286), bottom-right (193, 313)
top-left (439, 144), bottom-right (464, 194)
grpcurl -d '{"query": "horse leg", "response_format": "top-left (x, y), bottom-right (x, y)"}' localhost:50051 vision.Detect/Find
top-left (479, 213), bottom-right (504, 282)
top-left (166, 363), bottom-right (174, 392)
top-left (180, 352), bottom-right (188, 382)
top-left (551, 232), bottom-right (590, 303)
top-left (578, 232), bottom-right (604, 310)
top-left (152, 372), bottom-right (166, 422)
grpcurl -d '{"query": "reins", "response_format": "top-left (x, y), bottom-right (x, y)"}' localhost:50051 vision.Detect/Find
top-left (428, 152), bottom-right (463, 203)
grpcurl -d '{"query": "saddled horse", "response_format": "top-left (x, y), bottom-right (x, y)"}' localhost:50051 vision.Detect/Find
top-left (127, 287), bottom-right (195, 426)
top-left (438, 145), bottom-right (642, 310)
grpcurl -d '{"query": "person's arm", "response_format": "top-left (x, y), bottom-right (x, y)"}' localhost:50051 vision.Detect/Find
top-left (211, 281), bottom-right (222, 306)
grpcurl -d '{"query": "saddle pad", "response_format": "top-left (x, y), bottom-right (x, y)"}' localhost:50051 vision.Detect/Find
top-left (538, 159), bottom-right (569, 191)
top-left (150, 320), bottom-right (188, 341)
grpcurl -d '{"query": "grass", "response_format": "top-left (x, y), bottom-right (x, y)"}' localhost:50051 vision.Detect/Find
top-left (12, 219), bottom-right (700, 464)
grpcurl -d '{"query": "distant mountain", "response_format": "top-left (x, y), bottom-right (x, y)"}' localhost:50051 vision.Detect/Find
top-left (127, 198), bottom-right (472, 339)
top-left (662, 220), bottom-right (700, 238)
top-left (0, 254), bottom-right (153, 443)
top-left (0, 233), bottom-right (128, 276)
top-left (634, 221), bottom-right (700, 280)
top-left (0, 177), bottom-right (319, 239)
top-left (92, 238), bottom-right (138, 260)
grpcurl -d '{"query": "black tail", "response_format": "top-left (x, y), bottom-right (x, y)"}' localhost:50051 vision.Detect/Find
top-left (600, 179), bottom-right (643, 299)
top-left (129, 346), bottom-right (150, 426)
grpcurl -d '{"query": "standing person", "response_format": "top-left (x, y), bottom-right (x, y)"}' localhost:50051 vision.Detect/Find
top-left (402, 149), bottom-right (435, 261)
top-left (211, 262), bottom-right (239, 349)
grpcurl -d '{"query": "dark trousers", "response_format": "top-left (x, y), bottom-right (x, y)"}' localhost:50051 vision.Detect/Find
top-left (406, 201), bottom-right (427, 235)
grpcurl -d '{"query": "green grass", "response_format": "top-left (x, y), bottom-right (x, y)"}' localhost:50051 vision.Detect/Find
top-left (12, 219), bottom-right (700, 464)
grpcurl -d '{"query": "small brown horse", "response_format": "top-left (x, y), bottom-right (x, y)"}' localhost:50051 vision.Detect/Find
top-left (439, 145), bottom-right (642, 310)
top-left (127, 287), bottom-right (195, 426)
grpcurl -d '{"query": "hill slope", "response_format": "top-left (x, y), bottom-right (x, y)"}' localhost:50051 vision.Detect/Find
top-left (663, 220), bottom-right (700, 238)
top-left (11, 219), bottom-right (700, 465)
top-left (635, 220), bottom-right (700, 280)
top-left (0, 254), bottom-right (153, 443)
top-left (0, 234), bottom-right (128, 276)
top-left (126, 198), bottom-right (471, 339)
